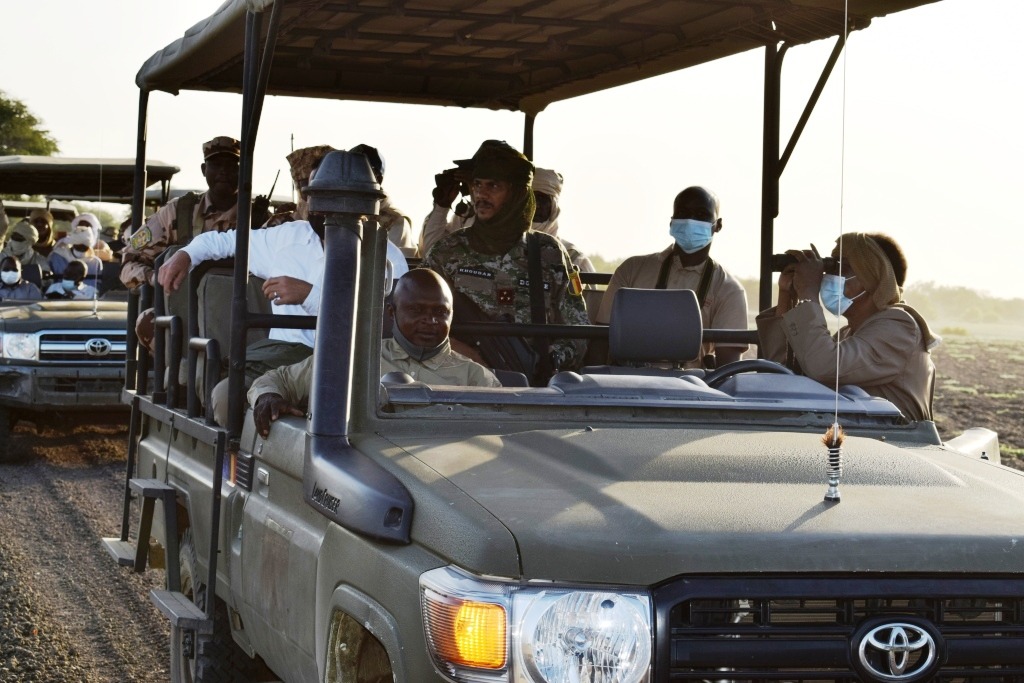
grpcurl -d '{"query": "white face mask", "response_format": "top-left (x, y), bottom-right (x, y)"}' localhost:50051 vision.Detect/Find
top-left (668, 218), bottom-right (714, 254)
top-left (7, 238), bottom-right (31, 256)
top-left (1, 271), bottom-right (20, 285)
top-left (819, 274), bottom-right (864, 316)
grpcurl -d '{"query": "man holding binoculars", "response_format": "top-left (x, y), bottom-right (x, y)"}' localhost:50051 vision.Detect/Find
top-left (756, 232), bottom-right (938, 421)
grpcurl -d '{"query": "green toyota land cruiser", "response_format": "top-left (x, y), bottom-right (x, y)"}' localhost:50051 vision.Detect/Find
top-left (1, 156), bottom-right (178, 461)
top-left (106, 2), bottom-right (1022, 682)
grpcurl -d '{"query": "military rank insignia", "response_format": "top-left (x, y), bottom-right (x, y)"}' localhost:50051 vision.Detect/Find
top-left (129, 226), bottom-right (153, 250)
top-left (567, 266), bottom-right (583, 297)
top-left (496, 287), bottom-right (516, 305)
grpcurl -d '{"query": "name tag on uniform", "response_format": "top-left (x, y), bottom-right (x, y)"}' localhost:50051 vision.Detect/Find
top-left (517, 278), bottom-right (550, 291)
top-left (457, 266), bottom-right (493, 279)
top-left (129, 226), bottom-right (153, 250)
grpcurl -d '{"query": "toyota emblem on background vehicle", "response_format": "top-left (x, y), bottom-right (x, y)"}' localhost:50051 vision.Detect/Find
top-left (85, 338), bottom-right (112, 357)
top-left (854, 621), bottom-right (940, 682)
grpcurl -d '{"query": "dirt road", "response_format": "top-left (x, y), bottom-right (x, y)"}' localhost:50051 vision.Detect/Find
top-left (0, 424), bottom-right (169, 682)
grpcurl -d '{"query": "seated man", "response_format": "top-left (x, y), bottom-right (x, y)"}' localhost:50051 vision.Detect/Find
top-left (0, 256), bottom-right (43, 301)
top-left (756, 232), bottom-right (938, 421)
top-left (44, 259), bottom-right (96, 300)
top-left (596, 186), bottom-right (748, 368)
top-left (248, 268), bottom-right (500, 437)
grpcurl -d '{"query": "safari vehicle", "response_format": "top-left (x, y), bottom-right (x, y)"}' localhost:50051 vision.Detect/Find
top-left (106, 1), bottom-right (1019, 682)
top-left (0, 156), bottom-right (179, 462)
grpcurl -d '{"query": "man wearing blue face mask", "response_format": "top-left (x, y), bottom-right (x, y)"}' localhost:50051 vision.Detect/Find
top-left (595, 186), bottom-right (748, 367)
top-left (756, 232), bottom-right (938, 421)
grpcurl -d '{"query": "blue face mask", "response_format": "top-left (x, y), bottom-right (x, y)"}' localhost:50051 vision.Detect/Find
top-left (61, 279), bottom-right (77, 292)
top-left (669, 218), bottom-right (714, 254)
top-left (819, 274), bottom-right (863, 315)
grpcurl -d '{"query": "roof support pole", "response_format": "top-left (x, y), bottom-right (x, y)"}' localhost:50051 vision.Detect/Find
top-left (523, 113), bottom-right (536, 160)
top-left (225, 8), bottom-right (263, 443)
top-left (759, 42), bottom-right (786, 312)
top-left (779, 35), bottom-right (845, 176)
top-left (226, 1), bottom-right (281, 440)
top-left (126, 88), bottom-right (150, 392)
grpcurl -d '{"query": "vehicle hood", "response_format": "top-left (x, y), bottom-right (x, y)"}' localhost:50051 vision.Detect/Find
top-left (395, 427), bottom-right (1024, 583)
top-left (0, 300), bottom-right (126, 330)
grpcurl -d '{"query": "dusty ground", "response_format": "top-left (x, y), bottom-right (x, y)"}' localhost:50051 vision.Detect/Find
top-left (0, 423), bottom-right (169, 682)
top-left (931, 336), bottom-right (1024, 467)
top-left (0, 336), bottom-right (1021, 681)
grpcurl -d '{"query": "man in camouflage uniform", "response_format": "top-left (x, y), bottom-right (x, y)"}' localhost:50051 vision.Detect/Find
top-left (120, 135), bottom-right (240, 290)
top-left (422, 140), bottom-right (588, 379)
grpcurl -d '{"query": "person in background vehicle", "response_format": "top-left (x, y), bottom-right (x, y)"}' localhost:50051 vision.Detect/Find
top-left (0, 220), bottom-right (51, 282)
top-left (120, 135), bottom-right (241, 290)
top-left (529, 167), bottom-right (595, 275)
top-left (27, 209), bottom-right (56, 257)
top-left (422, 141), bottom-right (589, 381)
top-left (48, 217), bottom-right (105, 280)
top-left (247, 268), bottom-right (500, 437)
top-left (596, 185), bottom-right (748, 368)
top-left (64, 213), bottom-right (115, 262)
top-left (348, 143), bottom-right (417, 256)
top-left (100, 224), bottom-right (126, 259)
top-left (0, 199), bottom-right (8, 237)
top-left (0, 256), bottom-right (43, 301)
top-left (756, 232), bottom-right (938, 421)
top-left (44, 259), bottom-right (96, 300)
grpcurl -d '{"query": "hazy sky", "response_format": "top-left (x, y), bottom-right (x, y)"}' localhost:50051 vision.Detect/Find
top-left (3, 0), bottom-right (1023, 299)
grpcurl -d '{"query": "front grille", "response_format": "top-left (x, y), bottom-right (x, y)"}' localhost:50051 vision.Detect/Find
top-left (657, 576), bottom-right (1024, 681)
top-left (38, 330), bottom-right (126, 363)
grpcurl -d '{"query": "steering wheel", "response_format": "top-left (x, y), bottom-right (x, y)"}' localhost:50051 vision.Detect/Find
top-left (703, 359), bottom-right (794, 389)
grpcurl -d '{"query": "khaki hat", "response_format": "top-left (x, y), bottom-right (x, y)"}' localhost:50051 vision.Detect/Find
top-left (286, 145), bottom-right (336, 191)
top-left (202, 136), bottom-right (241, 160)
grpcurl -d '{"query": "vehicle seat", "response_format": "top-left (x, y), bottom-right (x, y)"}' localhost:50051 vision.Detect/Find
top-left (582, 287), bottom-right (704, 378)
top-left (21, 263), bottom-right (43, 290)
top-left (492, 369), bottom-right (529, 387)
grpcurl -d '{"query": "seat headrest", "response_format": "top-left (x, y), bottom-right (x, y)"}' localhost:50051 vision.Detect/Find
top-left (609, 288), bottom-right (702, 364)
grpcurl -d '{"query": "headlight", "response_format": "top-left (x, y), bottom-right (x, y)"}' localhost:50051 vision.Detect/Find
top-left (421, 566), bottom-right (652, 683)
top-left (1, 333), bottom-right (37, 360)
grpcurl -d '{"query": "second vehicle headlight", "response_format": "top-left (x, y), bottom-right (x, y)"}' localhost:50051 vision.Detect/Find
top-left (2, 333), bottom-right (37, 360)
top-left (421, 566), bottom-right (652, 683)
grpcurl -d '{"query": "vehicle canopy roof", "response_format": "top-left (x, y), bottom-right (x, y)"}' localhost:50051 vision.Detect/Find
top-left (0, 155), bottom-right (180, 203)
top-left (136, 0), bottom-right (939, 114)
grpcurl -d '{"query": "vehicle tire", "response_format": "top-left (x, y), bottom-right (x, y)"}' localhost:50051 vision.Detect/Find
top-left (171, 528), bottom-right (271, 683)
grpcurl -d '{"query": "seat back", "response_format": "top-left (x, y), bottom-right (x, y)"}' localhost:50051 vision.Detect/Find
top-left (608, 287), bottom-right (702, 365)
top-left (21, 263), bottom-right (43, 290)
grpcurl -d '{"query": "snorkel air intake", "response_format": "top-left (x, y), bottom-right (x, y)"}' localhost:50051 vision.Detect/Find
top-left (304, 151), bottom-right (413, 543)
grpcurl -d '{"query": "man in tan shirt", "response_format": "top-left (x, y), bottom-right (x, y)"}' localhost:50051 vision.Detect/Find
top-left (248, 268), bottom-right (500, 437)
top-left (120, 136), bottom-right (240, 290)
top-left (596, 186), bottom-right (748, 367)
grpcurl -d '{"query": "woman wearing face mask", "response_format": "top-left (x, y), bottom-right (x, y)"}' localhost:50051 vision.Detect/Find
top-left (0, 256), bottom-right (43, 301)
top-left (47, 220), bottom-right (104, 283)
top-left (756, 232), bottom-right (939, 421)
top-left (44, 259), bottom-right (97, 300)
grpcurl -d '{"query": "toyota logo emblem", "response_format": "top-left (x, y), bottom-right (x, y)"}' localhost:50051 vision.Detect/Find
top-left (85, 338), bottom-right (112, 357)
top-left (854, 620), bottom-right (940, 682)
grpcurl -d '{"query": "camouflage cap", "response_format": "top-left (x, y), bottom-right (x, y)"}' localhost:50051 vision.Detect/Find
top-left (202, 136), bottom-right (241, 161)
top-left (286, 145), bottom-right (336, 190)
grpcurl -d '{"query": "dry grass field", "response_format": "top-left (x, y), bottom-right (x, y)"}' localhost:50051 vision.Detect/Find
top-left (931, 334), bottom-right (1024, 468)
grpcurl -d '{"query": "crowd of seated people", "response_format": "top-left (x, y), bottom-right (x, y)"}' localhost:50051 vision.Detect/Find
top-left (133, 135), bottom-right (935, 427)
